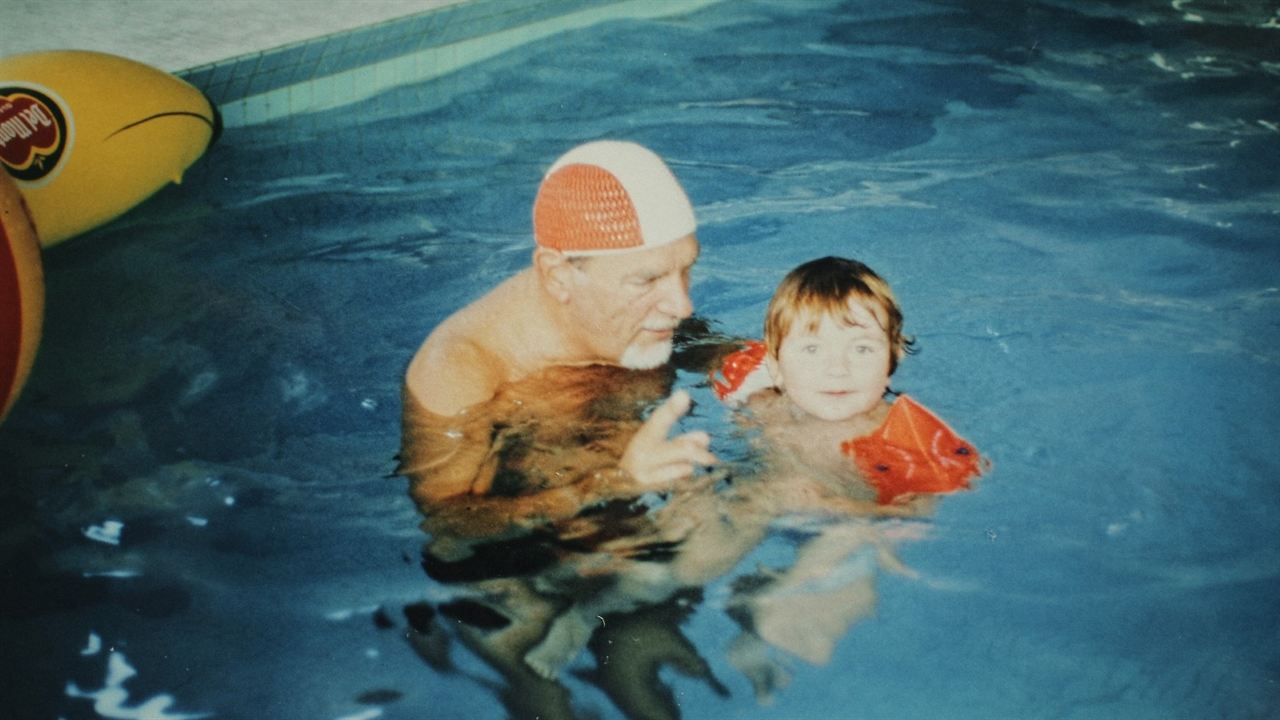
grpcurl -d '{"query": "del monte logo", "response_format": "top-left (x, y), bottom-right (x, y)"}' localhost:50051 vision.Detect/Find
top-left (0, 85), bottom-right (69, 182)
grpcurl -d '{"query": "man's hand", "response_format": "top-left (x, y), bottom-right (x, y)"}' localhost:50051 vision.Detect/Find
top-left (620, 390), bottom-right (719, 488)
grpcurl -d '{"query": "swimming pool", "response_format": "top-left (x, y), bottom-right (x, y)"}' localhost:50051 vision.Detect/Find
top-left (3, 0), bottom-right (1278, 717)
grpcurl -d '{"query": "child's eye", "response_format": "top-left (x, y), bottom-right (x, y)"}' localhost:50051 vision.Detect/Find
top-left (801, 344), bottom-right (819, 354)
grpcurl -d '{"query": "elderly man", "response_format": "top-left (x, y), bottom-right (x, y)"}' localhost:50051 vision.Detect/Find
top-left (401, 141), bottom-right (718, 514)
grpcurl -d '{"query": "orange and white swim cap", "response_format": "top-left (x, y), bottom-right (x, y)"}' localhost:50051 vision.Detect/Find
top-left (533, 141), bottom-right (696, 256)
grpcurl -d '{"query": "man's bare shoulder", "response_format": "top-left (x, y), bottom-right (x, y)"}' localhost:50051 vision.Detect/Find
top-left (406, 318), bottom-right (505, 416)
top-left (405, 270), bottom-right (545, 416)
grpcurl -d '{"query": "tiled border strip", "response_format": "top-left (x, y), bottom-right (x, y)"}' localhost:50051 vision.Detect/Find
top-left (181, 0), bottom-right (719, 128)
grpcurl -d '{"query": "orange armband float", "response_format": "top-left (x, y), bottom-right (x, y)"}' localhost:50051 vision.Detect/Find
top-left (709, 340), bottom-right (772, 405)
top-left (842, 395), bottom-right (988, 504)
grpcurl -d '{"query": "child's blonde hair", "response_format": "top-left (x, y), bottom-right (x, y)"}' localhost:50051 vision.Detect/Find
top-left (764, 256), bottom-right (914, 373)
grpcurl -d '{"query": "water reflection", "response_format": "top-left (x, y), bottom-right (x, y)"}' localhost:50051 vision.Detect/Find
top-left (397, 346), bottom-right (934, 719)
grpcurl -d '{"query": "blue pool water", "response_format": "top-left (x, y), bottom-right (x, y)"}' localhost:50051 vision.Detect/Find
top-left (3, 0), bottom-right (1279, 717)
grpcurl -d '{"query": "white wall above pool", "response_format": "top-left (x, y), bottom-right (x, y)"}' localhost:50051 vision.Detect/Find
top-left (4, 0), bottom-right (459, 71)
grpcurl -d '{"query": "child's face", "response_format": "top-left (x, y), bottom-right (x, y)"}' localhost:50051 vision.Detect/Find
top-left (768, 300), bottom-right (893, 422)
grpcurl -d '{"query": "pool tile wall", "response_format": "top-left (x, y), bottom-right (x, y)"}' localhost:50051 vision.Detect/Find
top-left (183, 0), bottom-right (720, 128)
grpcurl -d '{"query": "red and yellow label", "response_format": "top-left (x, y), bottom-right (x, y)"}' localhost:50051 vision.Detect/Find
top-left (0, 86), bottom-right (69, 182)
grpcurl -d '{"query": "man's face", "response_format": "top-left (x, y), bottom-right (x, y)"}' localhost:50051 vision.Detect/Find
top-left (768, 299), bottom-right (892, 422)
top-left (568, 234), bottom-right (699, 368)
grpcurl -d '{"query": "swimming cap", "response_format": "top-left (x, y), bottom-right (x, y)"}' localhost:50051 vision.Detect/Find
top-left (533, 141), bottom-right (696, 255)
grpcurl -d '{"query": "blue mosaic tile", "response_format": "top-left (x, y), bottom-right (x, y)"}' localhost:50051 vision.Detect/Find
top-left (180, 0), bottom-right (699, 123)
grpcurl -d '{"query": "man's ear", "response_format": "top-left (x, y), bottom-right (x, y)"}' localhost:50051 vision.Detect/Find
top-left (533, 247), bottom-right (575, 303)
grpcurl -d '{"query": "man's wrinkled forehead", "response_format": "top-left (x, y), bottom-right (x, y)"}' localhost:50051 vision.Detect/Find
top-left (572, 233), bottom-right (699, 273)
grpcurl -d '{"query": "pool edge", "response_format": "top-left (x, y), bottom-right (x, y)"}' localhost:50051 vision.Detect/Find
top-left (183, 0), bottom-right (723, 128)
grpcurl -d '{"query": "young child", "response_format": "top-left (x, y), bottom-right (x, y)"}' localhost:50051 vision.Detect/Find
top-left (711, 255), bottom-right (986, 506)
top-left (693, 257), bottom-right (988, 689)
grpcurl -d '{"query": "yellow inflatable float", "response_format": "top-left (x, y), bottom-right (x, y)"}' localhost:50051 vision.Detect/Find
top-left (0, 50), bottom-right (219, 246)
top-left (1, 50), bottom-right (218, 422)
top-left (1, 169), bottom-right (42, 422)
